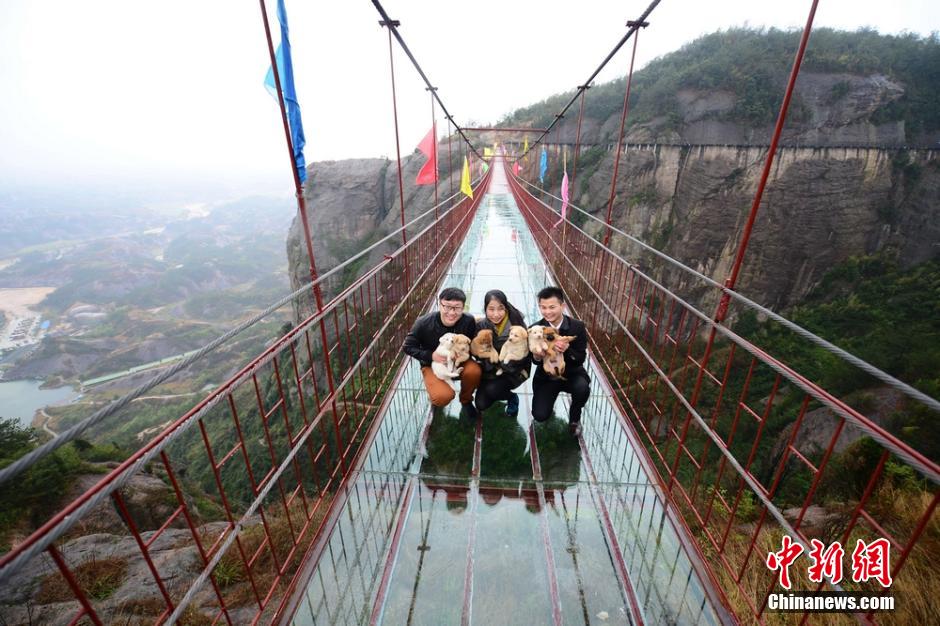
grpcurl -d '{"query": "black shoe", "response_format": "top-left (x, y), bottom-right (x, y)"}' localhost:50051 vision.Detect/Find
top-left (460, 402), bottom-right (479, 420)
top-left (505, 393), bottom-right (519, 417)
top-left (569, 421), bottom-right (582, 437)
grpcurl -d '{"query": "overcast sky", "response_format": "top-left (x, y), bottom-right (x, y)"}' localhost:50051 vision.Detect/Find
top-left (0, 1), bottom-right (936, 199)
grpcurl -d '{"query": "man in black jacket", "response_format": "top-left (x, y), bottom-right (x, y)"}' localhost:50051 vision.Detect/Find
top-left (402, 287), bottom-right (482, 419)
top-left (529, 286), bottom-right (590, 436)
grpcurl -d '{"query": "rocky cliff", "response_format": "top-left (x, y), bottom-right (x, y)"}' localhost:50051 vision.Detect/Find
top-left (285, 144), bottom-right (467, 320)
top-left (523, 143), bottom-right (938, 309)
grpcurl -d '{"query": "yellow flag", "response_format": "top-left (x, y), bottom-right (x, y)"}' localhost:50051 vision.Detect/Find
top-left (460, 156), bottom-right (473, 199)
top-left (484, 147), bottom-right (493, 158)
top-left (523, 136), bottom-right (528, 154)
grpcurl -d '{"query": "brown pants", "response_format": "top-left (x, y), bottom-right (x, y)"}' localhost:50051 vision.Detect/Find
top-left (421, 360), bottom-right (482, 407)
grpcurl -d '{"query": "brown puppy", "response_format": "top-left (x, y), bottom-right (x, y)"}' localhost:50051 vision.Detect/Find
top-left (471, 329), bottom-right (499, 364)
top-left (542, 327), bottom-right (577, 379)
top-left (450, 334), bottom-right (472, 369)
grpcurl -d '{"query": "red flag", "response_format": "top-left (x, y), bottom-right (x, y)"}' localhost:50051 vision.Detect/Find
top-left (512, 161), bottom-right (521, 176)
top-left (416, 125), bottom-right (437, 185)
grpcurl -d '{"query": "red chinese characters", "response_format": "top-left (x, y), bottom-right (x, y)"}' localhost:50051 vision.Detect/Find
top-left (766, 535), bottom-right (805, 590)
top-left (807, 539), bottom-right (845, 584)
top-left (767, 535), bottom-right (894, 590)
top-left (851, 538), bottom-right (893, 588)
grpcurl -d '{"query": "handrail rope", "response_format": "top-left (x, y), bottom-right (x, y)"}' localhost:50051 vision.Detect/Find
top-left (509, 175), bottom-right (940, 485)
top-left (516, 0), bottom-right (662, 162)
top-left (516, 177), bottom-right (940, 413)
top-left (0, 175), bottom-right (491, 589)
top-left (513, 178), bottom-right (930, 591)
top-left (164, 184), bottom-right (489, 625)
top-left (370, 0), bottom-right (483, 161)
top-left (0, 182), bottom-right (480, 488)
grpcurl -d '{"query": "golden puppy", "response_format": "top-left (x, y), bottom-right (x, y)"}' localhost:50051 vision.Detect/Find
top-left (498, 326), bottom-right (529, 364)
top-left (471, 329), bottom-right (499, 364)
top-left (450, 334), bottom-right (472, 369)
top-left (542, 327), bottom-right (577, 379)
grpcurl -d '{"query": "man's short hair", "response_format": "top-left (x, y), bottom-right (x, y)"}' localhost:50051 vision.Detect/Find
top-left (438, 287), bottom-right (467, 303)
top-left (537, 286), bottom-right (565, 303)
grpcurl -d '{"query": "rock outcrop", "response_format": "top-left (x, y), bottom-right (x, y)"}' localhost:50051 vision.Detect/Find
top-left (286, 145), bottom-right (466, 320)
top-left (523, 143), bottom-right (938, 310)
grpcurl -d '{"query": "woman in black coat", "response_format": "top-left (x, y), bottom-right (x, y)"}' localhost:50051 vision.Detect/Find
top-left (473, 290), bottom-right (531, 416)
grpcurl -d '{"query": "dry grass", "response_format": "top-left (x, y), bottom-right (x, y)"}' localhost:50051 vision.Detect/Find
top-left (35, 556), bottom-right (128, 603)
top-left (107, 595), bottom-right (215, 625)
top-left (208, 493), bottom-right (333, 610)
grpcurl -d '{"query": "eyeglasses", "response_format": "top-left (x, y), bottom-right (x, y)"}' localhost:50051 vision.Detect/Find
top-left (440, 304), bottom-right (463, 313)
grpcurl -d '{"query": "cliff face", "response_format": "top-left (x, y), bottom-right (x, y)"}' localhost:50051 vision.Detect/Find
top-left (285, 147), bottom-right (464, 320)
top-left (524, 144), bottom-right (938, 309)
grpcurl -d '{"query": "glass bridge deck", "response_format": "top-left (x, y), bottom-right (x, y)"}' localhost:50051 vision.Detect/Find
top-left (289, 164), bottom-right (728, 625)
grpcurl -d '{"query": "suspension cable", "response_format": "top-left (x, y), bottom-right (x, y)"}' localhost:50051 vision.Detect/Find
top-left (371, 0), bottom-right (483, 160)
top-left (517, 0), bottom-right (662, 161)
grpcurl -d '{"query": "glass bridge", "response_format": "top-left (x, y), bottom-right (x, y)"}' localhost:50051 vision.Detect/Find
top-left (287, 164), bottom-right (731, 625)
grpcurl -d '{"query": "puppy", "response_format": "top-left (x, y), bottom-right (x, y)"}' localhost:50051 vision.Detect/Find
top-left (527, 325), bottom-right (549, 357)
top-left (450, 334), bottom-right (472, 369)
top-left (497, 326), bottom-right (529, 375)
top-left (431, 333), bottom-right (463, 389)
top-left (541, 327), bottom-right (577, 379)
top-left (471, 329), bottom-right (499, 364)
top-left (499, 326), bottom-right (529, 364)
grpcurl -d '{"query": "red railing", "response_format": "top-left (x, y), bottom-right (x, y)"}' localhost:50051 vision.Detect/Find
top-left (0, 173), bottom-right (490, 625)
top-left (507, 170), bottom-right (940, 625)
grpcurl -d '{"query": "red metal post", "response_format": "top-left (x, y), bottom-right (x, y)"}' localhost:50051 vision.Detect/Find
top-left (602, 22), bottom-right (646, 248)
top-left (666, 0), bottom-right (819, 494)
top-left (724, 0), bottom-right (820, 294)
top-left (448, 119), bottom-right (454, 198)
top-left (383, 23), bottom-right (408, 248)
top-left (570, 86), bottom-right (590, 187)
top-left (258, 0), bottom-right (343, 474)
top-left (427, 86), bottom-right (439, 216)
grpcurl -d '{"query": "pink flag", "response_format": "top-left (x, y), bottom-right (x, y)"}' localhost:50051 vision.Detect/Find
top-left (512, 161), bottom-right (521, 177)
top-left (415, 125), bottom-right (437, 185)
top-left (554, 169), bottom-right (569, 227)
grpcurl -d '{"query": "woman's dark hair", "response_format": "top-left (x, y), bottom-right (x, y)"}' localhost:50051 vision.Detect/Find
top-left (438, 287), bottom-right (467, 303)
top-left (483, 289), bottom-right (525, 326)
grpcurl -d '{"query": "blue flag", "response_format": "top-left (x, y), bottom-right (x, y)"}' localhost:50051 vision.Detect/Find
top-left (264, 0), bottom-right (307, 184)
top-left (539, 148), bottom-right (548, 184)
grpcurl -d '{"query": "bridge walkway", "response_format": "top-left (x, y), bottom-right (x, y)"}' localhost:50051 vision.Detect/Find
top-left (286, 161), bottom-right (731, 625)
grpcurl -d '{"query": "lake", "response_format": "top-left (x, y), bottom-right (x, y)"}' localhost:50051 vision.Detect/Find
top-left (0, 380), bottom-right (77, 429)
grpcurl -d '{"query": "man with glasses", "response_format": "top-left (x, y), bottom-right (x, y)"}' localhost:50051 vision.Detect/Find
top-left (403, 287), bottom-right (482, 419)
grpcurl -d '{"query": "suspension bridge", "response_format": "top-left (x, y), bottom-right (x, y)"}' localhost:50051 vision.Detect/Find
top-left (0, 0), bottom-right (937, 624)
